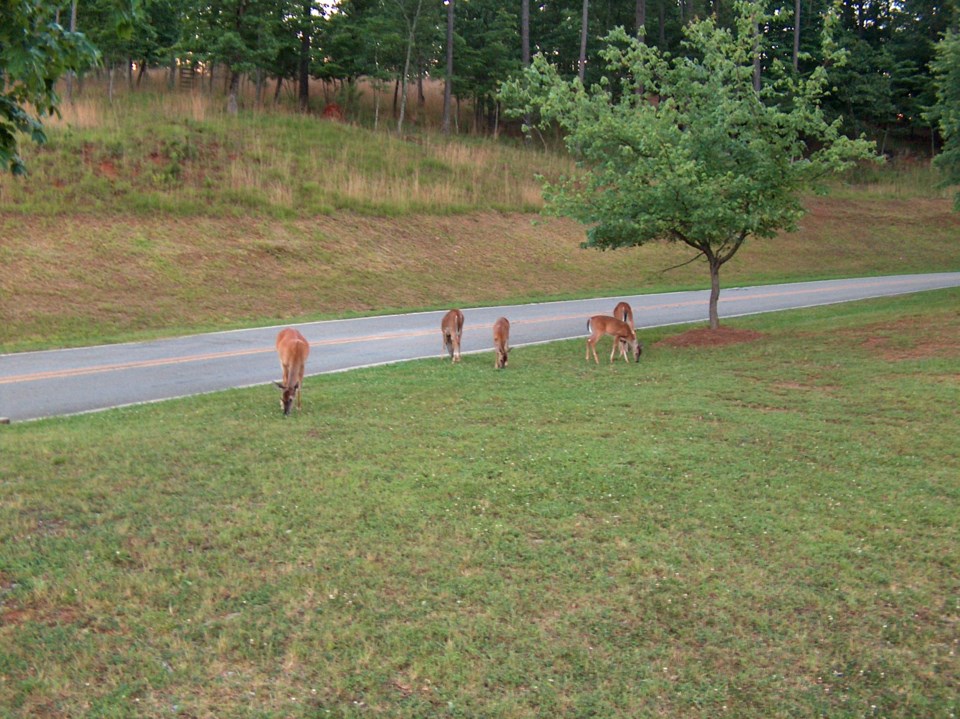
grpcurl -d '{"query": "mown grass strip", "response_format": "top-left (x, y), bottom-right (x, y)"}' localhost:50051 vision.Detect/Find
top-left (1, 290), bottom-right (957, 717)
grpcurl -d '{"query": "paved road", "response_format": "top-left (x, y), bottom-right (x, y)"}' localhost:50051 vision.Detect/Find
top-left (2, 273), bottom-right (958, 423)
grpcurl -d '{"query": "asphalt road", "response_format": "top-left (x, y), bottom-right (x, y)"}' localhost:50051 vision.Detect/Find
top-left (2, 273), bottom-right (958, 423)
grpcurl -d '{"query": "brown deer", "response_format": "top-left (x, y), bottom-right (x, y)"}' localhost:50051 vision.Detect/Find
top-left (275, 328), bottom-right (310, 415)
top-left (492, 316), bottom-right (510, 369)
top-left (613, 301), bottom-right (634, 330)
top-left (586, 315), bottom-right (642, 364)
top-left (612, 301), bottom-right (636, 362)
top-left (441, 309), bottom-right (465, 362)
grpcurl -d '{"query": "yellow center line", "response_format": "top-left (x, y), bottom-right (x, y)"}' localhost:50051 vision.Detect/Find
top-left (0, 279), bottom-right (920, 386)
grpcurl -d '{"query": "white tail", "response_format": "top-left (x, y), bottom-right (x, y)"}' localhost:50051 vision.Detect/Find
top-left (441, 309), bottom-right (465, 362)
top-left (492, 316), bottom-right (510, 369)
top-left (586, 315), bottom-right (642, 364)
top-left (613, 301), bottom-right (635, 330)
top-left (275, 328), bottom-right (310, 415)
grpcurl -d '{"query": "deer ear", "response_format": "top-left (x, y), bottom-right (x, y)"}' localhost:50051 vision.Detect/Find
top-left (275, 381), bottom-right (285, 390)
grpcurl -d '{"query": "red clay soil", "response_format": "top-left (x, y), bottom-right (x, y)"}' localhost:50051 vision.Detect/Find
top-left (658, 327), bottom-right (766, 348)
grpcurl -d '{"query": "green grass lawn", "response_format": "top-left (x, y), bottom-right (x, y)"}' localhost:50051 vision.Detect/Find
top-left (2, 289), bottom-right (957, 718)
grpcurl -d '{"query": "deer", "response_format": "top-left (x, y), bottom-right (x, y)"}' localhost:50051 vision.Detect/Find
top-left (612, 301), bottom-right (636, 361)
top-left (586, 315), bottom-right (642, 364)
top-left (492, 316), bottom-right (510, 369)
top-left (613, 301), bottom-right (634, 330)
top-left (441, 309), bottom-right (465, 363)
top-left (274, 327), bottom-right (310, 415)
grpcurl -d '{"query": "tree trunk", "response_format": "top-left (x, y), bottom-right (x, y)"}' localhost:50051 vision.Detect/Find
top-left (255, 68), bottom-right (264, 106)
top-left (398, 50), bottom-right (412, 132)
top-left (578, 0), bottom-right (589, 83)
top-left (299, 3), bottom-right (311, 113)
top-left (793, 0), bottom-right (801, 72)
top-left (636, 0), bottom-right (646, 40)
top-left (441, 0), bottom-right (454, 135)
top-left (708, 255), bottom-right (722, 329)
top-left (396, 0), bottom-right (424, 134)
top-left (521, 0), bottom-right (531, 138)
top-left (417, 57), bottom-right (425, 108)
top-left (227, 69), bottom-right (240, 115)
top-left (66, 1), bottom-right (78, 104)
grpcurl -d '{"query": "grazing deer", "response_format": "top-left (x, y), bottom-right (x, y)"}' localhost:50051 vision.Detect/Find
top-left (492, 316), bottom-right (510, 369)
top-left (441, 309), bottom-right (465, 363)
top-left (612, 301), bottom-right (636, 362)
top-left (275, 328), bottom-right (310, 415)
top-left (586, 315), bottom-right (642, 364)
top-left (613, 301), bottom-right (634, 330)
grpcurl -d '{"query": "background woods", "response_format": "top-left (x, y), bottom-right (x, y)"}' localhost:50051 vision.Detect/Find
top-left (3, 0), bottom-right (957, 149)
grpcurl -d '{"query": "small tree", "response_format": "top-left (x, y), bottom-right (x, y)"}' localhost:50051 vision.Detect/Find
top-left (502, 1), bottom-right (878, 329)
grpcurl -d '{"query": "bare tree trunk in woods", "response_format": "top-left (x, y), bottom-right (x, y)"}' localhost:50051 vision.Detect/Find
top-left (227, 69), bottom-right (240, 115)
top-left (396, 0), bottom-right (424, 134)
top-left (441, 0), bottom-right (454, 134)
top-left (417, 58), bottom-right (425, 108)
top-left (66, 1), bottom-right (78, 103)
top-left (578, 0), bottom-right (589, 83)
top-left (636, 0), bottom-right (646, 39)
top-left (521, 0), bottom-right (531, 138)
top-left (299, 1), bottom-right (311, 112)
top-left (793, 0), bottom-right (801, 71)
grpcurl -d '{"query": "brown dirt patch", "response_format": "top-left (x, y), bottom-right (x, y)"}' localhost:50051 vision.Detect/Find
top-left (658, 327), bottom-right (766, 348)
top-left (98, 160), bottom-right (119, 179)
top-left (837, 316), bottom-right (960, 361)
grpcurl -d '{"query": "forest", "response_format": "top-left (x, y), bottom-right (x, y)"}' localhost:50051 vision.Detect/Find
top-left (18, 0), bottom-right (959, 152)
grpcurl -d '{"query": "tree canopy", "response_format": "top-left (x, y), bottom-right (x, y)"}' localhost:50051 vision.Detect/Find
top-left (0, 0), bottom-right (101, 174)
top-left (930, 28), bottom-right (960, 209)
top-left (1, 0), bottom-right (957, 174)
top-left (501, 0), bottom-right (878, 329)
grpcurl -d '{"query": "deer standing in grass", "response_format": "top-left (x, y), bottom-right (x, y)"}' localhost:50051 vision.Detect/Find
top-left (275, 328), bottom-right (310, 415)
top-left (612, 301), bottom-right (636, 361)
top-left (441, 309), bottom-right (465, 363)
top-left (613, 301), bottom-right (634, 330)
top-left (586, 315), bottom-right (642, 364)
top-left (492, 316), bottom-right (510, 369)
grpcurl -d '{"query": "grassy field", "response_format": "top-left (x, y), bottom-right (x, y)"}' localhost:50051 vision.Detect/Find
top-left (1, 88), bottom-right (959, 353)
top-left (2, 289), bottom-right (958, 718)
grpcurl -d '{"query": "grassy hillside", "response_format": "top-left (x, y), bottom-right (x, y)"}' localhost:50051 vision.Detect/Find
top-left (2, 290), bottom-right (957, 717)
top-left (1, 88), bottom-right (958, 354)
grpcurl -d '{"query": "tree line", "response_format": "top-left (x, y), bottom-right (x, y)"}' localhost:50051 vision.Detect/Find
top-left (2, 0), bottom-right (959, 178)
top-left (22, 0), bottom-right (956, 144)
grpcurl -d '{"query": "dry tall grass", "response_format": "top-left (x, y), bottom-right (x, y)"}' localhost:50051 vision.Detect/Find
top-left (6, 75), bottom-right (569, 216)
